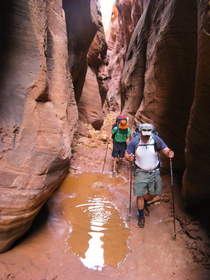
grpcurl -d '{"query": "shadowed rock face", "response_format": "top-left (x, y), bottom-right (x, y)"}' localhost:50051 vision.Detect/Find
top-left (63, 0), bottom-right (100, 103)
top-left (78, 27), bottom-right (108, 131)
top-left (122, 0), bottom-right (197, 170)
top-left (0, 1), bottom-right (40, 127)
top-left (182, 0), bottom-right (210, 202)
top-left (64, 0), bottom-right (107, 131)
top-left (87, 28), bottom-right (108, 106)
top-left (112, 0), bottom-right (209, 202)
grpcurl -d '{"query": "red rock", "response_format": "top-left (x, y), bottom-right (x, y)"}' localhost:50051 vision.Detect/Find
top-left (182, 0), bottom-right (210, 203)
top-left (0, 0), bottom-right (101, 252)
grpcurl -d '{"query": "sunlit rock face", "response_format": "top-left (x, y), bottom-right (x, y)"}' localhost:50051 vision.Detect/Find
top-left (0, 0), bottom-right (78, 252)
top-left (106, 0), bottom-right (147, 109)
top-left (121, 0), bottom-right (197, 171)
top-left (182, 0), bottom-right (210, 203)
top-left (78, 66), bottom-right (104, 130)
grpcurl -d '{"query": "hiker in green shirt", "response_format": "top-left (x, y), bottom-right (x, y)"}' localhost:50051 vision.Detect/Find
top-left (112, 119), bottom-right (131, 174)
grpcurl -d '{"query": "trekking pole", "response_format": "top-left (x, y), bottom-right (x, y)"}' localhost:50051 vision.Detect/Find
top-left (170, 158), bottom-right (176, 240)
top-left (128, 161), bottom-right (133, 218)
top-left (102, 139), bottom-right (109, 173)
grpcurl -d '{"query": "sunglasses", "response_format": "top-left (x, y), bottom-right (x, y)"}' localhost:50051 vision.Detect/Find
top-left (142, 129), bottom-right (152, 131)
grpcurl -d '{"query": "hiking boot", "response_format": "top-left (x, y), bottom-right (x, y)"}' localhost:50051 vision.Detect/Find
top-left (138, 216), bottom-right (145, 228)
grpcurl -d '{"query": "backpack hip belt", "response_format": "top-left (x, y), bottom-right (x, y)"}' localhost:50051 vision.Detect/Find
top-left (135, 165), bottom-right (159, 173)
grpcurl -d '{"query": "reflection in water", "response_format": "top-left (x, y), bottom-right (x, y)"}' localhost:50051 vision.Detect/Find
top-left (60, 173), bottom-right (129, 271)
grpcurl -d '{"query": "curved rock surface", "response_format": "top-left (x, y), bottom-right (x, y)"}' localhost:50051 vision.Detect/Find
top-left (78, 25), bottom-right (108, 131)
top-left (78, 66), bottom-right (104, 130)
top-left (121, 0), bottom-right (197, 170)
top-left (115, 0), bottom-right (210, 202)
top-left (106, 0), bottom-right (147, 109)
top-left (0, 0), bottom-right (101, 252)
top-left (1, 0), bottom-right (209, 253)
top-left (63, 0), bottom-right (101, 103)
top-left (87, 28), bottom-right (108, 106)
top-left (182, 0), bottom-right (210, 203)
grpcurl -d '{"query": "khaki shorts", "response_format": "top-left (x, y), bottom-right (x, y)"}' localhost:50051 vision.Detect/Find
top-left (133, 169), bottom-right (162, 196)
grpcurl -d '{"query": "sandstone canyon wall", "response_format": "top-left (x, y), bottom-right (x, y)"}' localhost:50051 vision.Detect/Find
top-left (0, 0), bottom-right (209, 253)
top-left (78, 23), bottom-right (108, 130)
top-left (122, 0), bottom-right (197, 171)
top-left (63, 0), bottom-right (101, 104)
top-left (106, 0), bottom-right (148, 109)
top-left (109, 0), bottom-right (210, 203)
top-left (0, 0), bottom-right (101, 252)
top-left (182, 0), bottom-right (210, 203)
top-left (78, 66), bottom-right (104, 130)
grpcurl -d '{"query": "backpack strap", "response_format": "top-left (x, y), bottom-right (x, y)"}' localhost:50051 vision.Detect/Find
top-left (135, 135), bottom-right (158, 152)
top-left (112, 125), bottom-right (118, 140)
top-left (134, 135), bottom-right (160, 168)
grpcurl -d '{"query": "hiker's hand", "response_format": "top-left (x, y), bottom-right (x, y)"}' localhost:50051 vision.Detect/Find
top-left (162, 148), bottom-right (174, 158)
top-left (168, 150), bottom-right (174, 158)
top-left (125, 152), bottom-right (134, 161)
top-left (128, 154), bottom-right (134, 161)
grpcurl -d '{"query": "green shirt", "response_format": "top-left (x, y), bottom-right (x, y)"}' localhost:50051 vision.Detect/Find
top-left (112, 127), bottom-right (131, 142)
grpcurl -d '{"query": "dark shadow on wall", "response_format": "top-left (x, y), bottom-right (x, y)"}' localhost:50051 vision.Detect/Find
top-left (185, 202), bottom-right (210, 237)
top-left (0, 0), bottom-right (39, 126)
top-left (62, 0), bottom-right (98, 103)
top-left (0, 2), bottom-right (14, 89)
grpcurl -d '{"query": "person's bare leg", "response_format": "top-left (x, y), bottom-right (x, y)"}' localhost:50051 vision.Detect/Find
top-left (117, 157), bottom-right (122, 172)
top-left (137, 196), bottom-right (144, 210)
top-left (113, 158), bottom-right (117, 173)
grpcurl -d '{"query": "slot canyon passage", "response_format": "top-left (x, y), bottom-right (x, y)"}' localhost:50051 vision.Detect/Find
top-left (0, 0), bottom-right (210, 279)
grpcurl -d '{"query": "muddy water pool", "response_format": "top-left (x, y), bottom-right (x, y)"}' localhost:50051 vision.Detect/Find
top-left (59, 173), bottom-right (130, 271)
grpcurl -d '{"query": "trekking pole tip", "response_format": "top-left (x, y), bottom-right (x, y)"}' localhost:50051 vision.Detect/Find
top-left (172, 233), bottom-right (176, 240)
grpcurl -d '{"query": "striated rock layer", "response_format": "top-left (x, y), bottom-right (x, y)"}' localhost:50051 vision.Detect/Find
top-left (63, 0), bottom-right (101, 103)
top-left (116, 0), bottom-right (210, 202)
top-left (64, 0), bottom-right (107, 131)
top-left (78, 22), bottom-right (108, 131)
top-left (121, 0), bottom-right (197, 170)
top-left (0, 0), bottom-right (101, 252)
top-left (106, 0), bottom-right (147, 109)
top-left (182, 0), bottom-right (210, 203)
top-left (87, 27), bottom-right (108, 107)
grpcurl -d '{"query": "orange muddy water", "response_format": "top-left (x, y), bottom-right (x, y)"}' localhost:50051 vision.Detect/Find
top-left (60, 173), bottom-right (129, 270)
